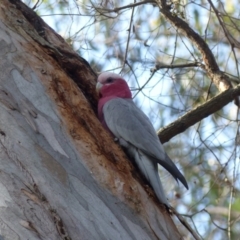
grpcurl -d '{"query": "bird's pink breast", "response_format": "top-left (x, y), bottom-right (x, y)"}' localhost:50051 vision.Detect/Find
top-left (98, 79), bottom-right (132, 131)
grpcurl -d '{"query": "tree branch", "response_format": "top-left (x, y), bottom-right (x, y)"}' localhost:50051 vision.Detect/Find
top-left (151, 62), bottom-right (203, 72)
top-left (158, 83), bottom-right (240, 143)
top-left (205, 206), bottom-right (240, 218)
top-left (157, 0), bottom-right (237, 99)
top-left (95, 0), bottom-right (155, 13)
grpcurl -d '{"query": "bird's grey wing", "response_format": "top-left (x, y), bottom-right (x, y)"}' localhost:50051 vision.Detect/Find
top-left (103, 98), bottom-right (188, 189)
top-left (103, 98), bottom-right (165, 157)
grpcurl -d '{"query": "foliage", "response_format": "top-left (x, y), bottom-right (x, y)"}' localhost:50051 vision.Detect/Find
top-left (23, 0), bottom-right (240, 239)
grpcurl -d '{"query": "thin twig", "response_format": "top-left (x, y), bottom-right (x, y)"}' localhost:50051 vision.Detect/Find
top-left (121, 0), bottom-right (136, 73)
top-left (205, 81), bottom-right (213, 101)
top-left (227, 110), bottom-right (240, 239)
top-left (203, 209), bottom-right (228, 231)
top-left (90, 0), bottom-right (119, 18)
top-left (170, 207), bottom-right (202, 240)
top-left (32, 0), bottom-right (40, 10)
top-left (133, 71), bottom-right (156, 98)
top-left (95, 0), bottom-right (156, 13)
top-left (151, 62), bottom-right (203, 72)
top-left (208, 0), bottom-right (240, 49)
top-left (207, 0), bottom-right (240, 104)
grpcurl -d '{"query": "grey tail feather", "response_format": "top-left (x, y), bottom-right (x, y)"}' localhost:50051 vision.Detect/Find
top-left (134, 150), bottom-right (169, 206)
top-left (156, 154), bottom-right (189, 190)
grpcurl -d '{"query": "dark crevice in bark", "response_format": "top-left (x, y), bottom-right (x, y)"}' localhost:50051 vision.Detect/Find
top-left (9, 0), bottom-right (98, 112)
top-left (9, 0), bottom-right (46, 38)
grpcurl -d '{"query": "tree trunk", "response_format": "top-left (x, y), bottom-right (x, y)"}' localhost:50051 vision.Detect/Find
top-left (0, 1), bottom-right (184, 239)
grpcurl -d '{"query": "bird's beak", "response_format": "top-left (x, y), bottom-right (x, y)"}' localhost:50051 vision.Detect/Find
top-left (96, 82), bottom-right (103, 94)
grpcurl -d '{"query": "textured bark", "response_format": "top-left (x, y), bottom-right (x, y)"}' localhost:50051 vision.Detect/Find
top-left (0, 1), bottom-right (184, 239)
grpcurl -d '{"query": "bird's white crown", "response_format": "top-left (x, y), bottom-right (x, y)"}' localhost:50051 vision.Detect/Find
top-left (98, 72), bottom-right (123, 83)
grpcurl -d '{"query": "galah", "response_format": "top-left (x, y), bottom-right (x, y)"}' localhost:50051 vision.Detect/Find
top-left (96, 72), bottom-right (188, 206)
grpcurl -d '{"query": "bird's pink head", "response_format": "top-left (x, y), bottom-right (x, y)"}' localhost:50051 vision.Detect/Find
top-left (97, 72), bottom-right (132, 99)
top-left (96, 72), bottom-right (132, 128)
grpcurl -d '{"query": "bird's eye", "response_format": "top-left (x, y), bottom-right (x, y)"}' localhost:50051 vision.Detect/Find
top-left (106, 77), bottom-right (114, 83)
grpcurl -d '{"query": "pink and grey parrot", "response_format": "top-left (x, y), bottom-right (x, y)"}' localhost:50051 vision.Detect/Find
top-left (96, 72), bottom-right (188, 206)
